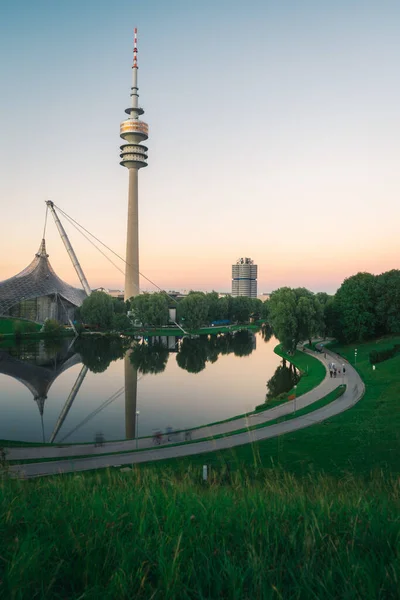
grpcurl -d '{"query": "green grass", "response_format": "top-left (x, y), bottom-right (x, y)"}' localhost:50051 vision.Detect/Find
top-left (146, 336), bottom-right (400, 479)
top-left (125, 323), bottom-right (262, 337)
top-left (0, 317), bottom-right (41, 335)
top-left (274, 343), bottom-right (326, 393)
top-left (255, 344), bottom-right (327, 411)
top-left (0, 469), bottom-right (399, 599)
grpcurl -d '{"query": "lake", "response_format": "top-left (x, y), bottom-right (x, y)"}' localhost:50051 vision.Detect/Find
top-left (0, 329), bottom-right (281, 444)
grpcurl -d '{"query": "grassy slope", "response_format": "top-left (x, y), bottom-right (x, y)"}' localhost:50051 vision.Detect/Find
top-left (0, 470), bottom-right (399, 599)
top-left (149, 336), bottom-right (400, 479)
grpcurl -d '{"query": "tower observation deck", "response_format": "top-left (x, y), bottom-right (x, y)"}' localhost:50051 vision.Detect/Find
top-left (120, 28), bottom-right (148, 300)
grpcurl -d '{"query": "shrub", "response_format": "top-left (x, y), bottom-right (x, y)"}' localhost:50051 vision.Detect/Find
top-left (369, 344), bottom-right (400, 364)
top-left (42, 319), bottom-right (63, 335)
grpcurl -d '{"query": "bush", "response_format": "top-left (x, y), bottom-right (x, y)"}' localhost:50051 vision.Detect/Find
top-left (42, 319), bottom-right (63, 335)
top-left (369, 344), bottom-right (400, 364)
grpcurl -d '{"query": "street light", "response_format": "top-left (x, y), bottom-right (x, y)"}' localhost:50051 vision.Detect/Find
top-left (293, 385), bottom-right (297, 415)
top-left (136, 410), bottom-right (140, 449)
top-left (354, 348), bottom-right (358, 365)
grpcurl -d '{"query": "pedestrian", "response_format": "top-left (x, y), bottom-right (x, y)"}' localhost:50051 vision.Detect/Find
top-left (329, 370), bottom-right (333, 378)
top-left (343, 366), bottom-right (346, 375)
top-left (153, 431), bottom-right (162, 445)
top-left (338, 369), bottom-right (341, 375)
top-left (334, 370), bottom-right (337, 378)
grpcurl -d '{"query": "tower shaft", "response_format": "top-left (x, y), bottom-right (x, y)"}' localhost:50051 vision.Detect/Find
top-left (120, 28), bottom-right (148, 301)
top-left (125, 168), bottom-right (139, 299)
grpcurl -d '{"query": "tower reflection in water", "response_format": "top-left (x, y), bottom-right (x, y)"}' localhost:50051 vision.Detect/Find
top-left (0, 331), bottom-right (258, 444)
top-left (124, 352), bottom-right (138, 440)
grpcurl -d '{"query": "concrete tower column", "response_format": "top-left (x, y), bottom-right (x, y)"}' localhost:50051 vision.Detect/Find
top-left (125, 168), bottom-right (139, 299)
top-left (120, 28), bottom-right (149, 302)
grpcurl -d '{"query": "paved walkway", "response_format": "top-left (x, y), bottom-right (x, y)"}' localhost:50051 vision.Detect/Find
top-left (8, 347), bottom-right (365, 478)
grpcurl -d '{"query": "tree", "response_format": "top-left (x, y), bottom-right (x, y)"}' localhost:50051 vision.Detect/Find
top-left (205, 291), bottom-right (222, 323)
top-left (268, 287), bottom-right (324, 352)
top-left (112, 313), bottom-right (131, 331)
top-left (42, 319), bottom-right (63, 335)
top-left (231, 296), bottom-right (252, 324)
top-left (323, 297), bottom-right (338, 337)
top-left (129, 340), bottom-right (169, 374)
top-left (374, 270), bottom-right (400, 335)
top-left (250, 298), bottom-right (263, 320)
top-left (268, 288), bottom-right (298, 352)
top-left (261, 299), bottom-right (270, 321)
top-left (230, 329), bottom-right (255, 356)
top-left (261, 323), bottom-right (273, 342)
top-left (334, 273), bottom-right (377, 342)
top-left (80, 291), bottom-right (115, 330)
top-left (176, 337), bottom-right (208, 373)
top-left (76, 336), bottom-right (129, 373)
top-left (177, 293), bottom-right (209, 330)
top-left (266, 362), bottom-right (299, 400)
top-left (295, 292), bottom-right (323, 346)
top-left (130, 292), bottom-right (169, 327)
top-left (218, 295), bottom-right (233, 321)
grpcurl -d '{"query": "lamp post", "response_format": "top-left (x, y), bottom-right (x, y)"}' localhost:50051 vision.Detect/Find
top-left (293, 385), bottom-right (297, 415)
top-left (354, 348), bottom-right (358, 365)
top-left (136, 410), bottom-right (140, 449)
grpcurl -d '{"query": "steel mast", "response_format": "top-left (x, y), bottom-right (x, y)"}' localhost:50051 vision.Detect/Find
top-left (46, 200), bottom-right (91, 296)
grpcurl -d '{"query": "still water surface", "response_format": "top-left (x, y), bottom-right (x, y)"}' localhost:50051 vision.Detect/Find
top-left (0, 330), bottom-right (281, 444)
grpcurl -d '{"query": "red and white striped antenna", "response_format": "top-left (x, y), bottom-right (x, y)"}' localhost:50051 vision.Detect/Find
top-left (133, 27), bottom-right (138, 68)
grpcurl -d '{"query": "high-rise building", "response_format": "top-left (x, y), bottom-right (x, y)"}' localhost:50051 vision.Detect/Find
top-left (232, 257), bottom-right (258, 298)
top-left (120, 28), bottom-right (149, 300)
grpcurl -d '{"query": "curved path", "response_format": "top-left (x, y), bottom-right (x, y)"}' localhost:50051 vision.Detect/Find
top-left (8, 348), bottom-right (365, 478)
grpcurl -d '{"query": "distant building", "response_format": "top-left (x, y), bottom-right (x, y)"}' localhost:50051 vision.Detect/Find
top-left (232, 257), bottom-right (257, 298)
top-left (94, 288), bottom-right (124, 300)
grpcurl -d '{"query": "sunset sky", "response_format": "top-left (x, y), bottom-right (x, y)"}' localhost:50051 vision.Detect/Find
top-left (0, 0), bottom-right (399, 294)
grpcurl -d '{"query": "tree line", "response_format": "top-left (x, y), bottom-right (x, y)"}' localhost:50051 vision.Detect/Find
top-left (267, 269), bottom-right (400, 351)
top-left (78, 268), bottom-right (400, 348)
top-left (79, 290), bottom-right (268, 332)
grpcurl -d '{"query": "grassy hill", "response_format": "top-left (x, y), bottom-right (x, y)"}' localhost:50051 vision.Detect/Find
top-left (0, 469), bottom-right (399, 599)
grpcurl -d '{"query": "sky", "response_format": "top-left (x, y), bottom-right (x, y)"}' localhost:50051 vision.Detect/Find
top-left (0, 0), bottom-right (399, 294)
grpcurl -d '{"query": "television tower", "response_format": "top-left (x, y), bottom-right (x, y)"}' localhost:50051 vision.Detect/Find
top-left (120, 28), bottom-right (149, 300)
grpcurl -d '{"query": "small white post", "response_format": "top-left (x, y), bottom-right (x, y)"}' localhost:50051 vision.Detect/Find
top-left (202, 465), bottom-right (208, 481)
